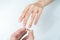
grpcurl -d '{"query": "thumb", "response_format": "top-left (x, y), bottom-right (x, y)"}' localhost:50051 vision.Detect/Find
top-left (27, 30), bottom-right (34, 40)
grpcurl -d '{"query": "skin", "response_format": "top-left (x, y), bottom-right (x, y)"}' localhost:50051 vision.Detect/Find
top-left (10, 27), bottom-right (34, 40)
top-left (11, 0), bottom-right (53, 40)
top-left (19, 0), bottom-right (53, 28)
top-left (19, 3), bottom-right (43, 28)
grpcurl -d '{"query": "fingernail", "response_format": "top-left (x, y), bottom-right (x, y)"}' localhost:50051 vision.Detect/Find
top-left (23, 23), bottom-right (26, 26)
top-left (21, 26), bottom-right (26, 30)
top-left (26, 26), bottom-right (31, 31)
top-left (18, 18), bottom-right (21, 22)
top-left (23, 22), bottom-right (25, 25)
top-left (34, 23), bottom-right (36, 25)
top-left (28, 24), bottom-right (32, 28)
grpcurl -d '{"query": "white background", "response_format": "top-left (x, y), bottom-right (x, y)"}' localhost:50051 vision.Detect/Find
top-left (0, 0), bottom-right (60, 40)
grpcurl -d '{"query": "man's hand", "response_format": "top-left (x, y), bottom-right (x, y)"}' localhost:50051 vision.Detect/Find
top-left (10, 27), bottom-right (34, 40)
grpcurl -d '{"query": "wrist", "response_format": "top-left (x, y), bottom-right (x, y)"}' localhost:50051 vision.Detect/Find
top-left (33, 2), bottom-right (44, 8)
top-left (36, 0), bottom-right (53, 7)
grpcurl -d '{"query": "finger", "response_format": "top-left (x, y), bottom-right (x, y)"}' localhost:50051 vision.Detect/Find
top-left (23, 5), bottom-right (34, 26)
top-left (27, 30), bottom-right (34, 40)
top-left (28, 7), bottom-right (38, 28)
top-left (11, 27), bottom-right (26, 40)
top-left (34, 8), bottom-right (43, 25)
top-left (19, 5), bottom-right (30, 22)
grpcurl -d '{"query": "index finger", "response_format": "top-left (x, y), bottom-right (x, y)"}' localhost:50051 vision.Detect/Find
top-left (19, 5), bottom-right (31, 22)
top-left (11, 27), bottom-right (26, 40)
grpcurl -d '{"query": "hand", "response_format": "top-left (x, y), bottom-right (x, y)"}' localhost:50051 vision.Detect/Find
top-left (10, 27), bottom-right (34, 40)
top-left (19, 2), bottom-right (43, 28)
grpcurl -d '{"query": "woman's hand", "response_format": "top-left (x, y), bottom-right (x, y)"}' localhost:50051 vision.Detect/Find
top-left (19, 2), bottom-right (43, 28)
top-left (10, 27), bottom-right (34, 40)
